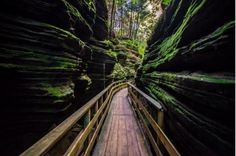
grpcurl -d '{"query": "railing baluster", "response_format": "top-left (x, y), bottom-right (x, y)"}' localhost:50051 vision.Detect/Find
top-left (157, 110), bottom-right (164, 146)
top-left (157, 110), bottom-right (164, 129)
top-left (83, 109), bottom-right (91, 127)
top-left (95, 101), bottom-right (99, 127)
top-left (83, 109), bottom-right (91, 151)
top-left (100, 96), bottom-right (103, 105)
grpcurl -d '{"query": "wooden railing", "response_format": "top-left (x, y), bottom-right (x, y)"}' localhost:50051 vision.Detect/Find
top-left (127, 82), bottom-right (181, 156)
top-left (21, 81), bottom-right (127, 156)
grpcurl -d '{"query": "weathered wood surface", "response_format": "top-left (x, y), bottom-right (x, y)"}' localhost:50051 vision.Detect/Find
top-left (92, 88), bottom-right (151, 156)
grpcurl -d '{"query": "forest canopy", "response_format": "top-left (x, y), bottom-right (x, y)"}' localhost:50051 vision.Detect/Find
top-left (106, 0), bottom-right (168, 41)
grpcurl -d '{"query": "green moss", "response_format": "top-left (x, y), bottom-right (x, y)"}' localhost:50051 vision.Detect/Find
top-left (0, 46), bottom-right (82, 75)
top-left (86, 0), bottom-right (96, 12)
top-left (189, 21), bottom-right (235, 52)
top-left (146, 72), bottom-right (234, 85)
top-left (168, 0), bottom-right (183, 30)
top-left (145, 82), bottom-right (175, 106)
top-left (78, 74), bottom-right (92, 90)
top-left (44, 84), bottom-right (74, 98)
top-left (143, 0), bottom-right (206, 72)
top-left (144, 82), bottom-right (194, 116)
top-left (45, 24), bottom-right (85, 46)
top-left (0, 62), bottom-right (79, 71)
top-left (61, 0), bottom-right (93, 32)
top-left (190, 74), bottom-right (234, 84)
top-left (26, 83), bottom-right (74, 98)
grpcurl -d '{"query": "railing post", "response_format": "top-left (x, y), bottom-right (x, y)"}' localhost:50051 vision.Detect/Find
top-left (157, 110), bottom-right (164, 145)
top-left (83, 109), bottom-right (91, 127)
top-left (128, 87), bottom-right (134, 106)
top-left (136, 90), bottom-right (139, 99)
top-left (95, 101), bottom-right (99, 127)
top-left (105, 91), bottom-right (108, 99)
top-left (157, 110), bottom-right (164, 129)
top-left (83, 109), bottom-right (91, 151)
top-left (100, 96), bottom-right (103, 104)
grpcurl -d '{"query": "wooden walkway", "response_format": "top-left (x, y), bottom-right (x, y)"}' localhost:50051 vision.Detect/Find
top-left (92, 88), bottom-right (151, 156)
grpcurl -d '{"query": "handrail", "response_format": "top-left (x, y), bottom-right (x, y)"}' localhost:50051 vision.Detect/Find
top-left (128, 82), bottom-right (165, 111)
top-left (21, 80), bottom-right (127, 156)
top-left (127, 83), bottom-right (181, 156)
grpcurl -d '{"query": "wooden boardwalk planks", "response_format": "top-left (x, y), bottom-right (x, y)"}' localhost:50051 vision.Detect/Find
top-left (92, 88), bottom-right (151, 156)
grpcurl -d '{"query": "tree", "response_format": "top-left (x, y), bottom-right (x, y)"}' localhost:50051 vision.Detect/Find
top-left (106, 0), bottom-right (163, 41)
top-left (109, 0), bottom-right (116, 38)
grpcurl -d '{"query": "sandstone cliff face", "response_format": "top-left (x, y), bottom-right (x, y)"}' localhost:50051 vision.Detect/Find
top-left (0, 0), bottom-right (115, 154)
top-left (136, 0), bottom-right (234, 155)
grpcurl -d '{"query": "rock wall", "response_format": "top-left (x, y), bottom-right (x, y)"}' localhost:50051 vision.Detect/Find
top-left (0, 0), bottom-right (115, 155)
top-left (136, 0), bottom-right (234, 155)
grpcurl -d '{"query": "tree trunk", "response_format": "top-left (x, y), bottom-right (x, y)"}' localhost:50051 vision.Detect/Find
top-left (129, 5), bottom-right (133, 39)
top-left (120, 5), bottom-right (123, 37)
top-left (134, 12), bottom-right (140, 39)
top-left (109, 0), bottom-right (115, 38)
top-left (112, 3), bottom-right (116, 33)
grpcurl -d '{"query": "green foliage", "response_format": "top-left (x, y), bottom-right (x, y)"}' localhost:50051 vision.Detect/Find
top-left (137, 42), bottom-right (146, 58)
top-left (107, 49), bottom-right (118, 59)
top-left (120, 39), bottom-right (146, 58)
top-left (102, 40), bottom-right (114, 47)
top-left (110, 63), bottom-right (127, 80)
top-left (131, 0), bottom-right (139, 5)
top-left (110, 63), bottom-right (136, 80)
top-left (162, 0), bottom-right (172, 7)
top-left (107, 0), bottom-right (162, 41)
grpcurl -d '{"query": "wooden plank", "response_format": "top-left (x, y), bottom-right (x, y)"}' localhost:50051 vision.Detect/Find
top-left (105, 91), bottom-right (121, 156)
top-left (117, 116), bottom-right (129, 156)
top-left (128, 97), bottom-right (154, 156)
top-left (84, 95), bottom-right (111, 156)
top-left (64, 84), bottom-right (126, 156)
top-left (126, 115), bottom-right (143, 156)
top-left (92, 88), bottom-right (150, 156)
top-left (130, 96), bottom-right (163, 156)
top-left (93, 109), bottom-right (114, 156)
top-left (93, 89), bottom-right (120, 155)
top-left (130, 91), bottom-right (181, 156)
top-left (106, 115), bottom-right (119, 156)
